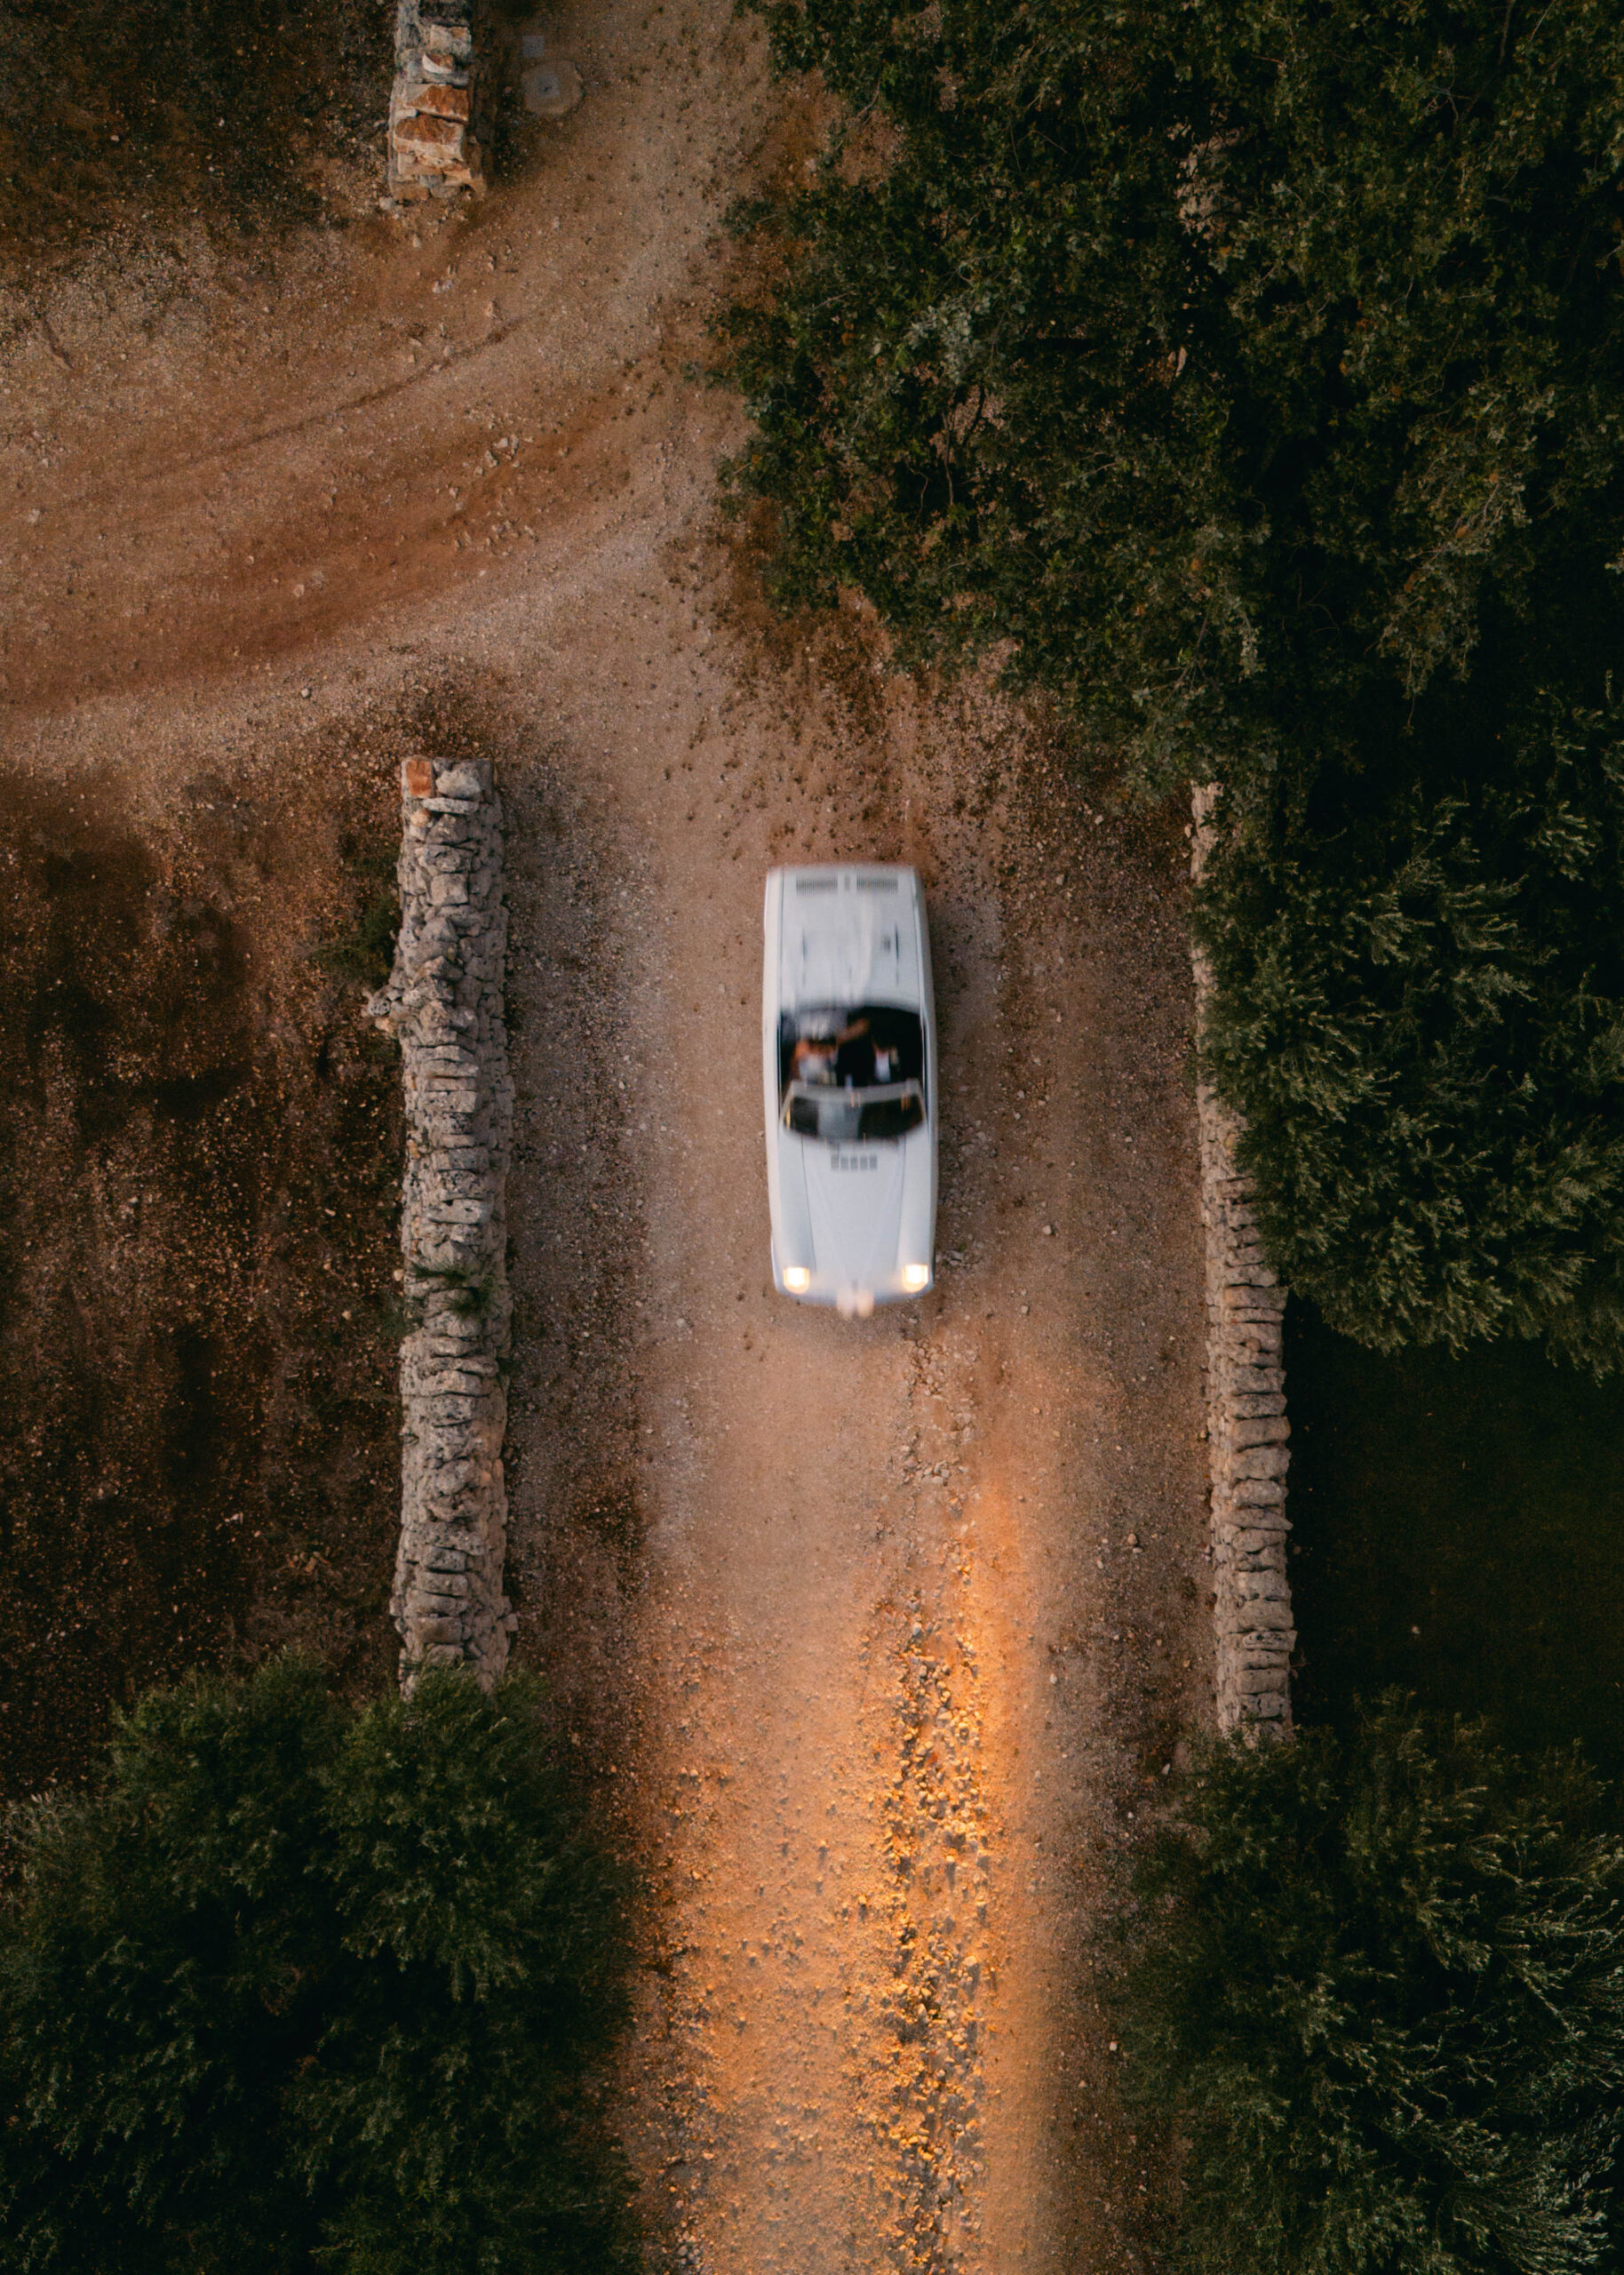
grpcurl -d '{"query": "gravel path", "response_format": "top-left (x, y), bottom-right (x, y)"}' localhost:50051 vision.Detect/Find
top-left (4, 3), bottom-right (1214, 2263)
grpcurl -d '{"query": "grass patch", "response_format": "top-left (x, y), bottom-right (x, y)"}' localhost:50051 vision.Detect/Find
top-left (312, 852), bottom-right (400, 995)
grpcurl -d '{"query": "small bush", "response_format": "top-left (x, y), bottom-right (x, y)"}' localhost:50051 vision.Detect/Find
top-left (312, 882), bottom-right (400, 994)
top-left (1122, 1702), bottom-right (1624, 2275)
top-left (0, 1659), bottom-right (636, 2275)
top-left (409, 1263), bottom-right (498, 1321)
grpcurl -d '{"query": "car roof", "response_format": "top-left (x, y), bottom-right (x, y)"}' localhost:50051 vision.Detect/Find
top-left (772, 866), bottom-right (924, 1010)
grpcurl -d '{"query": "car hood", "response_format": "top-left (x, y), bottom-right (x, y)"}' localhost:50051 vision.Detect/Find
top-left (795, 1139), bottom-right (906, 1289)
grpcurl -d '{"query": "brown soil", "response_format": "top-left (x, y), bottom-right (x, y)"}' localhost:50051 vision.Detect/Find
top-left (3, 2), bottom-right (1214, 2267)
top-left (0, 0), bottom-right (391, 273)
top-left (0, 731), bottom-right (413, 1797)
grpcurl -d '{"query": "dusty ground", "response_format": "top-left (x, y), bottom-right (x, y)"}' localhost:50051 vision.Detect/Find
top-left (3, 3), bottom-right (1212, 2267)
top-left (0, 733), bottom-right (412, 1796)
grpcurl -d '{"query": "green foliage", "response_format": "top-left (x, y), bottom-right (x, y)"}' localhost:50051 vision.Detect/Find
top-left (723, 0), bottom-right (1624, 1359)
top-left (727, 0), bottom-right (1624, 793)
top-left (0, 1659), bottom-right (635, 2275)
top-left (312, 883), bottom-right (400, 994)
top-left (1198, 694), bottom-right (1624, 1366)
top-left (1123, 1702), bottom-right (1624, 2275)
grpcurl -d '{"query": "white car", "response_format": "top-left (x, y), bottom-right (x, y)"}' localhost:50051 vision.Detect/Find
top-left (762, 864), bottom-right (938, 1314)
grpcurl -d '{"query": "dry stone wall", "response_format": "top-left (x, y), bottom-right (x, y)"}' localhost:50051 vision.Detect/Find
top-left (1192, 786), bottom-right (1295, 1735)
top-left (389, 0), bottom-right (490, 201)
top-left (366, 756), bottom-right (515, 1692)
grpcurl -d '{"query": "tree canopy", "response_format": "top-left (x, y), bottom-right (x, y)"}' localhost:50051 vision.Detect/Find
top-left (0, 1660), bottom-right (634, 2275)
top-left (1123, 1703), bottom-right (1624, 2275)
top-left (1199, 694), bottom-right (1624, 1362)
top-left (724, 0), bottom-right (1624, 1360)
top-left (728, 0), bottom-right (1624, 797)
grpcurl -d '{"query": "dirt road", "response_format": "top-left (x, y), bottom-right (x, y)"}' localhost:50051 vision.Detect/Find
top-left (4, 2), bottom-right (1213, 2266)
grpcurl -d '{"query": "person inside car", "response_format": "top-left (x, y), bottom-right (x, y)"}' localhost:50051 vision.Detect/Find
top-left (792, 1034), bottom-right (837, 1083)
top-left (834, 1016), bottom-right (875, 1089)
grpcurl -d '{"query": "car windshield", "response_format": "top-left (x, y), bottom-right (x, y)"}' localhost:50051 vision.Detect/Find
top-left (784, 1082), bottom-right (926, 1143)
top-left (777, 1005), bottom-right (927, 1143)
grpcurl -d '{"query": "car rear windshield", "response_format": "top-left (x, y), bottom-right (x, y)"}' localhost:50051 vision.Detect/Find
top-left (777, 1005), bottom-right (925, 1099)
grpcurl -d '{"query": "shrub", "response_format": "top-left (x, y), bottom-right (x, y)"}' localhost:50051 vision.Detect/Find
top-left (1123, 1702), bottom-right (1624, 2275)
top-left (311, 890), bottom-right (399, 993)
top-left (0, 1659), bottom-right (635, 2275)
top-left (1197, 694), bottom-right (1624, 1369)
top-left (724, 0), bottom-right (1624, 799)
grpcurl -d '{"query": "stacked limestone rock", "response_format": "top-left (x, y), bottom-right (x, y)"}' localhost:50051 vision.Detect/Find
top-left (390, 0), bottom-right (489, 201)
top-left (1191, 786), bottom-right (1295, 1735)
top-left (366, 756), bottom-right (516, 1693)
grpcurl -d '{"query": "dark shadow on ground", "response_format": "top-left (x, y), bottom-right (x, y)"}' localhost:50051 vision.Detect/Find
top-left (0, 0), bottom-right (391, 276)
top-left (1285, 1301), bottom-right (1624, 1779)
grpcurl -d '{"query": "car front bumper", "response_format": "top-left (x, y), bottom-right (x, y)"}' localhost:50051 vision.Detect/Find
top-left (771, 1249), bottom-right (932, 1313)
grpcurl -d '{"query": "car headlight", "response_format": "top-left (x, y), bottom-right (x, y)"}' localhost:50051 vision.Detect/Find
top-left (902, 1263), bottom-right (931, 1292)
top-left (783, 1265), bottom-right (812, 1292)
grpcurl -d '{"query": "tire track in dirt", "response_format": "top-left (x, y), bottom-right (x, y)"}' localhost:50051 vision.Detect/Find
top-left (1, 0), bottom-right (760, 717)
